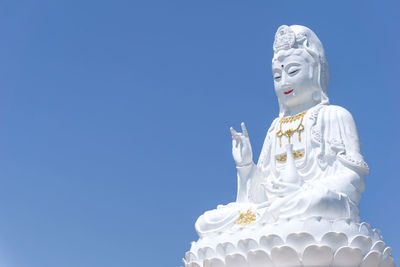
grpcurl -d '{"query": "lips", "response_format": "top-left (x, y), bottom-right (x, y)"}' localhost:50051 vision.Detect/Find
top-left (284, 89), bottom-right (294, 95)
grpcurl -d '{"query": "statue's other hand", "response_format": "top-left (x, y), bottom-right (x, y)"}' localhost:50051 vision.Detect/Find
top-left (230, 122), bottom-right (253, 167)
top-left (265, 180), bottom-right (301, 197)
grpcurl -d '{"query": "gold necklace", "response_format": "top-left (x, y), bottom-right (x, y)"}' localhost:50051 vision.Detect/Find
top-left (276, 110), bottom-right (307, 146)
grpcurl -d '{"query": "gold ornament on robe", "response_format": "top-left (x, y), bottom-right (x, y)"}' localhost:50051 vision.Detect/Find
top-left (236, 209), bottom-right (256, 226)
top-left (276, 150), bottom-right (305, 162)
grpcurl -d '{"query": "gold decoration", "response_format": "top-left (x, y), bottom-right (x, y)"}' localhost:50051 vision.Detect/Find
top-left (276, 150), bottom-right (305, 162)
top-left (236, 209), bottom-right (256, 226)
top-left (276, 110), bottom-right (307, 146)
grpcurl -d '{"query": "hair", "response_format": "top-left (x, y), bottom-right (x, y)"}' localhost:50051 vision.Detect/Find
top-left (272, 25), bottom-right (330, 116)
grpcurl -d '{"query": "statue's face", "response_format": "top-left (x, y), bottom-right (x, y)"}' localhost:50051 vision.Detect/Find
top-left (272, 49), bottom-right (319, 112)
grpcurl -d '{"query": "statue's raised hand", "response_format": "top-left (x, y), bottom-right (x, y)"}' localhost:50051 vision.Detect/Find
top-left (230, 122), bottom-right (253, 167)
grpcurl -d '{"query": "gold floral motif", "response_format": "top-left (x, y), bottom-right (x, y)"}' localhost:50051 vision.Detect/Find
top-left (236, 209), bottom-right (256, 226)
top-left (276, 150), bottom-right (305, 162)
top-left (276, 110), bottom-right (307, 146)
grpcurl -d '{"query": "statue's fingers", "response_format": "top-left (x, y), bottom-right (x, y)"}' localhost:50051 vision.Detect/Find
top-left (272, 180), bottom-right (283, 186)
top-left (233, 138), bottom-right (240, 148)
top-left (230, 126), bottom-right (238, 137)
top-left (236, 136), bottom-right (242, 148)
top-left (267, 187), bottom-right (286, 195)
top-left (241, 122), bottom-right (248, 137)
top-left (264, 186), bottom-right (278, 194)
top-left (232, 138), bottom-right (236, 147)
top-left (239, 139), bottom-right (244, 150)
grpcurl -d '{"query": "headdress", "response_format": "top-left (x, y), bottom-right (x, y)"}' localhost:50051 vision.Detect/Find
top-left (273, 25), bottom-right (307, 53)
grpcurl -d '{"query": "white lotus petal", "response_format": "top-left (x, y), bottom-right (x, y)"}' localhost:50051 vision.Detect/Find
top-left (247, 250), bottom-right (274, 267)
top-left (302, 217), bottom-right (332, 239)
top-left (286, 233), bottom-right (316, 253)
top-left (359, 223), bottom-right (372, 236)
top-left (332, 220), bottom-right (358, 235)
top-left (371, 241), bottom-right (386, 253)
top-left (383, 247), bottom-right (392, 259)
top-left (380, 256), bottom-right (395, 267)
top-left (302, 245), bottom-right (333, 266)
top-left (271, 246), bottom-right (301, 267)
top-left (216, 243), bottom-right (236, 258)
top-left (372, 229), bottom-right (383, 241)
top-left (285, 219), bottom-right (305, 236)
top-left (271, 221), bottom-right (294, 238)
top-left (360, 250), bottom-right (382, 267)
top-left (350, 236), bottom-right (372, 255)
top-left (333, 246), bottom-right (362, 267)
top-left (204, 258), bottom-right (225, 267)
top-left (188, 262), bottom-right (201, 267)
top-left (186, 252), bottom-right (197, 262)
top-left (238, 238), bottom-right (258, 254)
top-left (198, 247), bottom-right (216, 260)
top-left (332, 220), bottom-right (351, 233)
top-left (225, 253), bottom-right (248, 267)
top-left (321, 232), bottom-right (348, 252)
top-left (260, 235), bottom-right (284, 251)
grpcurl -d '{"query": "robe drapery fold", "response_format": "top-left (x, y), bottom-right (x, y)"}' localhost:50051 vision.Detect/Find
top-left (195, 104), bottom-right (368, 236)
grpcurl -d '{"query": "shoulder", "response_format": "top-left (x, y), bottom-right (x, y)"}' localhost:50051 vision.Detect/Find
top-left (261, 117), bottom-right (280, 148)
top-left (323, 105), bottom-right (352, 116)
top-left (321, 105), bottom-right (355, 122)
top-left (266, 117), bottom-right (280, 133)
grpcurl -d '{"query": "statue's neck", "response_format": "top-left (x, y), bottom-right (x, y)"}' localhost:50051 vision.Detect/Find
top-left (283, 100), bottom-right (320, 116)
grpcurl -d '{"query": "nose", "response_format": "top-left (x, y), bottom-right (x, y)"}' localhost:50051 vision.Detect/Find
top-left (281, 73), bottom-right (290, 90)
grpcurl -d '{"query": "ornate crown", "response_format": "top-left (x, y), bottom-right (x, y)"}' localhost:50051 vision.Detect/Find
top-left (273, 25), bottom-right (307, 53)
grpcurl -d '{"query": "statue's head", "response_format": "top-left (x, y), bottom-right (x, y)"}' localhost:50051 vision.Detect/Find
top-left (272, 25), bottom-right (330, 116)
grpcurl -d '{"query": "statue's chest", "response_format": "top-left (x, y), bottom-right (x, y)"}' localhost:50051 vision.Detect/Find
top-left (274, 113), bottom-right (309, 163)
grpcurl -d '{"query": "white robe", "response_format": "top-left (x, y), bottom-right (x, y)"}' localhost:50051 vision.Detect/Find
top-left (195, 104), bottom-right (369, 236)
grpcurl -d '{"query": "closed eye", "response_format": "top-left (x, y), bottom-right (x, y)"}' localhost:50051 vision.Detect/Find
top-left (288, 69), bottom-right (299, 75)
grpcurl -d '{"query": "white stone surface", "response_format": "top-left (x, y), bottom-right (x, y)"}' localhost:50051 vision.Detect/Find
top-left (184, 25), bottom-right (396, 267)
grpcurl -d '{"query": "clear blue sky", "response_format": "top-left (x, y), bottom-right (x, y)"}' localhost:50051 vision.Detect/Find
top-left (0, 1), bottom-right (398, 266)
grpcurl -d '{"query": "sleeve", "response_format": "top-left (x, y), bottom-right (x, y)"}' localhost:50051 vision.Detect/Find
top-left (243, 118), bottom-right (280, 204)
top-left (309, 105), bottom-right (368, 209)
top-left (257, 118), bottom-right (279, 171)
top-left (322, 105), bottom-right (369, 175)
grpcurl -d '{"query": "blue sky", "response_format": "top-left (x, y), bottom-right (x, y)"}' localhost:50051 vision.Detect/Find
top-left (0, 1), bottom-right (399, 266)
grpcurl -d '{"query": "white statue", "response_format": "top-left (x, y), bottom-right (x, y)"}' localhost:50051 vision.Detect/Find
top-left (184, 25), bottom-right (395, 267)
top-left (195, 25), bottom-right (368, 235)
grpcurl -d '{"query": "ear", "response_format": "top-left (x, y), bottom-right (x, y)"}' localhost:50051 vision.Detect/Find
top-left (311, 60), bottom-right (321, 88)
top-left (312, 91), bottom-right (321, 102)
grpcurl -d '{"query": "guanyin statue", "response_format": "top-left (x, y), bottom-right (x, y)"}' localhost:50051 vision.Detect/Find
top-left (184, 25), bottom-right (395, 267)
